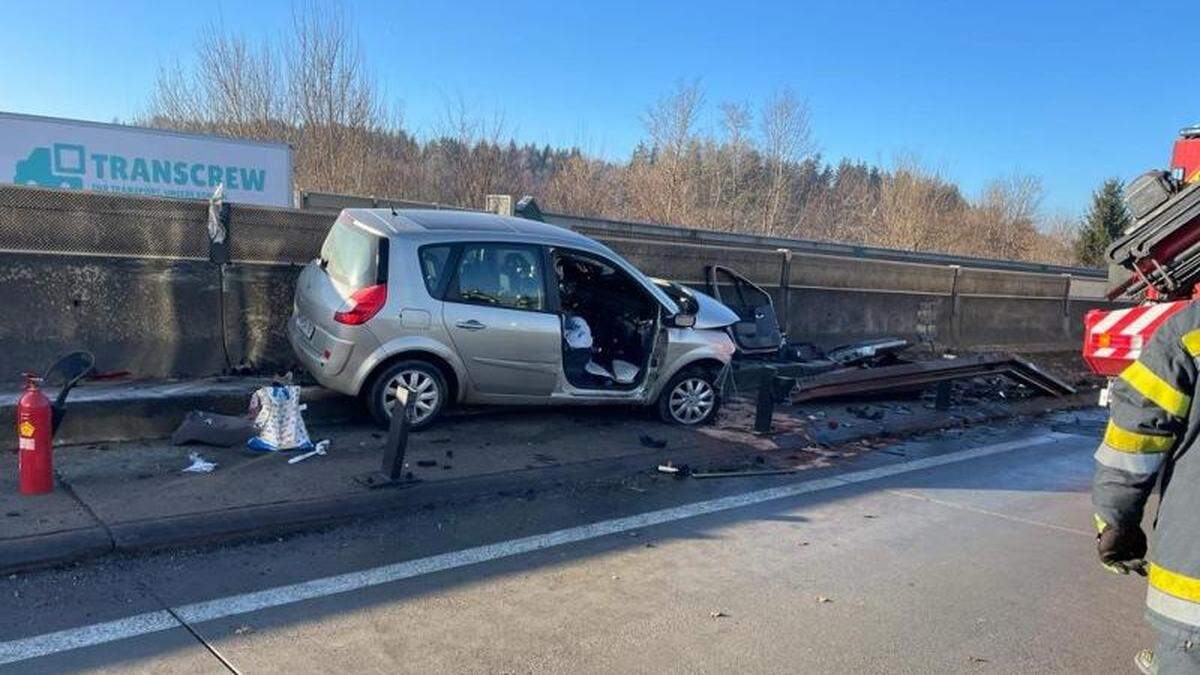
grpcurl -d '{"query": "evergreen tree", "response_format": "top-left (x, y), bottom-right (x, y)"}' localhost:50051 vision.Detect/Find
top-left (1076, 178), bottom-right (1131, 266)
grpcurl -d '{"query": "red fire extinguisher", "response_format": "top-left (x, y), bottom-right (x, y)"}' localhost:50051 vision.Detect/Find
top-left (16, 373), bottom-right (53, 495)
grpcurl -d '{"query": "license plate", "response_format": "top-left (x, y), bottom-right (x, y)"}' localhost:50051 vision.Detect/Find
top-left (296, 315), bottom-right (316, 340)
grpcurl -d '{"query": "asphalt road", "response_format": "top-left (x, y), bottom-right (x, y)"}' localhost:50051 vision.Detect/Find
top-left (0, 410), bottom-right (1153, 674)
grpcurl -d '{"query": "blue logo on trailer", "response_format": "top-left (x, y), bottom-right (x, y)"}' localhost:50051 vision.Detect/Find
top-left (11, 142), bottom-right (268, 195)
top-left (14, 143), bottom-right (85, 189)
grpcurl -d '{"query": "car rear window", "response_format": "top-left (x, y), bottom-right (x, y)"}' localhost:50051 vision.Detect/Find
top-left (320, 220), bottom-right (386, 289)
top-left (419, 244), bottom-right (453, 296)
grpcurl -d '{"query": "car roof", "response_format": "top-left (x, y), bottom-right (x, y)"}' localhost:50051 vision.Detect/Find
top-left (340, 208), bottom-right (681, 314)
top-left (343, 208), bottom-right (599, 248)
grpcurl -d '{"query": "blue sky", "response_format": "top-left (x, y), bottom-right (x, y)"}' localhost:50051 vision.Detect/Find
top-left (1, 0), bottom-right (1196, 216)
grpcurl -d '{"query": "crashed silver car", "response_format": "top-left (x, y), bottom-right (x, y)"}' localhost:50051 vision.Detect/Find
top-left (289, 209), bottom-right (738, 429)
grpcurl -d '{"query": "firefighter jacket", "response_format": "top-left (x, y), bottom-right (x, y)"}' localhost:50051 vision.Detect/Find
top-left (1094, 303), bottom-right (1200, 636)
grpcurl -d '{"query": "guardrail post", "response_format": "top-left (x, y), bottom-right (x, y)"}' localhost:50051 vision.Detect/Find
top-left (1061, 273), bottom-right (1072, 340)
top-left (354, 390), bottom-right (417, 489)
top-left (777, 248), bottom-right (792, 337)
top-left (948, 265), bottom-right (962, 349)
top-left (935, 381), bottom-right (953, 411)
top-left (755, 366), bottom-right (779, 434)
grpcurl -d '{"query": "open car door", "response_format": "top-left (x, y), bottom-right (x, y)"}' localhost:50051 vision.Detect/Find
top-left (705, 265), bottom-right (783, 354)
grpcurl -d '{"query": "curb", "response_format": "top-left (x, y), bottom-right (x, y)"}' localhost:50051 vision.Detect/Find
top-left (0, 384), bottom-right (363, 449)
top-left (0, 391), bottom-right (1099, 575)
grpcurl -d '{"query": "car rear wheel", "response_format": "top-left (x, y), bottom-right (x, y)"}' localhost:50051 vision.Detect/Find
top-left (658, 366), bottom-right (721, 425)
top-left (366, 360), bottom-right (448, 430)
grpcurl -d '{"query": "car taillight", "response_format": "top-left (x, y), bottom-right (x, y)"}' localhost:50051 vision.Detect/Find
top-left (334, 284), bottom-right (387, 325)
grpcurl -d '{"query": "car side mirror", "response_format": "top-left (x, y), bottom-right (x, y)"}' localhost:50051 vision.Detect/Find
top-left (671, 313), bottom-right (696, 328)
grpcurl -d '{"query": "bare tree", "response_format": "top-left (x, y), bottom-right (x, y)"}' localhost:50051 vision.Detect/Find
top-left (287, 2), bottom-right (391, 193)
top-left (148, 25), bottom-right (284, 140)
top-left (969, 175), bottom-right (1043, 260)
top-left (545, 152), bottom-right (621, 217)
top-left (635, 80), bottom-right (704, 223)
top-left (1032, 212), bottom-right (1082, 265)
top-left (145, 3), bottom-right (395, 196)
top-left (759, 89), bottom-right (814, 234)
top-left (712, 102), bottom-right (753, 230)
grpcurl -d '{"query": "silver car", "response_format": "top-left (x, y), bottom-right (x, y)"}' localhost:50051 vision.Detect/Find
top-left (289, 209), bottom-right (738, 429)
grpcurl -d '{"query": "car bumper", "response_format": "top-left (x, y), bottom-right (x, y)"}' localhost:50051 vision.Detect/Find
top-left (288, 313), bottom-right (365, 395)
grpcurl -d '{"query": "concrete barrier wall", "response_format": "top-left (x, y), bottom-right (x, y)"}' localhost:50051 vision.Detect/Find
top-left (0, 253), bottom-right (299, 380)
top-left (0, 184), bottom-right (1124, 381)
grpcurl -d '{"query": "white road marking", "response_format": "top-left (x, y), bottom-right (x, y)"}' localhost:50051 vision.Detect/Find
top-left (0, 431), bottom-right (1075, 665)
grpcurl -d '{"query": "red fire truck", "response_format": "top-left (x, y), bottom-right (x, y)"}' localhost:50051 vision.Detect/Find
top-left (1082, 125), bottom-right (1200, 380)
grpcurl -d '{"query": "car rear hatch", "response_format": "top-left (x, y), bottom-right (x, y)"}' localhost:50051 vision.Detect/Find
top-left (293, 215), bottom-right (389, 375)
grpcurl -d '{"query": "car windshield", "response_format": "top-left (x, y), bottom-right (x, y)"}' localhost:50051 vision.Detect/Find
top-left (651, 278), bottom-right (699, 315)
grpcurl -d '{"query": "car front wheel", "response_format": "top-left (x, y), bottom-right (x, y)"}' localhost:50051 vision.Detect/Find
top-left (366, 360), bottom-right (448, 430)
top-left (658, 366), bottom-right (721, 425)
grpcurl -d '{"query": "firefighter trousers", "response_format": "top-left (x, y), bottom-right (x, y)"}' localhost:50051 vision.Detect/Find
top-left (1155, 628), bottom-right (1200, 674)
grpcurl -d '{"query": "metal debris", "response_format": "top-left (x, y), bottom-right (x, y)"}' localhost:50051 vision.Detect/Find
top-left (182, 452), bottom-right (216, 473)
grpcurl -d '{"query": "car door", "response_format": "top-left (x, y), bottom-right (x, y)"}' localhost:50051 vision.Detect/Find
top-left (441, 242), bottom-right (562, 397)
top-left (705, 265), bottom-right (783, 354)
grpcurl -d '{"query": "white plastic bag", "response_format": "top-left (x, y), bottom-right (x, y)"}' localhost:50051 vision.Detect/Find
top-left (247, 384), bottom-right (313, 452)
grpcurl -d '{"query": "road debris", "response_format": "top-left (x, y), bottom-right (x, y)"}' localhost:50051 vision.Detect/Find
top-left (657, 462), bottom-right (689, 476)
top-left (234, 624), bottom-right (255, 635)
top-left (691, 468), bottom-right (799, 479)
top-left (171, 411), bottom-right (255, 447)
top-left (816, 596), bottom-right (832, 603)
top-left (639, 434), bottom-right (668, 449)
top-left (710, 611), bottom-right (728, 618)
top-left (846, 405), bottom-right (885, 421)
top-left (288, 439), bottom-right (330, 464)
top-left (182, 452), bottom-right (217, 473)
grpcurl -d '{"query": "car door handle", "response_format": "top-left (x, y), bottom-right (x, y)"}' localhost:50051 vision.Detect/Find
top-left (455, 319), bottom-right (487, 331)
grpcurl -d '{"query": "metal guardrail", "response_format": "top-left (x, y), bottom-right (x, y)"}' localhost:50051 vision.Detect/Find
top-left (295, 189), bottom-right (480, 213)
top-left (788, 353), bottom-right (1076, 403)
top-left (294, 188), bottom-right (1105, 279)
top-left (543, 211), bottom-right (1106, 279)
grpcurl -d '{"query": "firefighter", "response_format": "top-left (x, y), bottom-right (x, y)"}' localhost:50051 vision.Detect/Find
top-left (1094, 306), bottom-right (1200, 674)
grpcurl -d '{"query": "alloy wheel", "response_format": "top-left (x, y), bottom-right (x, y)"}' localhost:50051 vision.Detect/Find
top-left (668, 377), bottom-right (715, 424)
top-left (383, 369), bottom-right (441, 425)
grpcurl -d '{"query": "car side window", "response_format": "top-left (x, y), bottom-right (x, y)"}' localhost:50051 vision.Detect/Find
top-left (449, 243), bottom-right (545, 311)
top-left (418, 244), bottom-right (453, 297)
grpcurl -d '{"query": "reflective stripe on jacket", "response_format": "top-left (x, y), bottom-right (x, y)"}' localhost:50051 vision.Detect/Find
top-left (1092, 304), bottom-right (1200, 635)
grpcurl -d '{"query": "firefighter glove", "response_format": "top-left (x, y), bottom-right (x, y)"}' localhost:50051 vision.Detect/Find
top-left (1097, 521), bottom-right (1148, 576)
